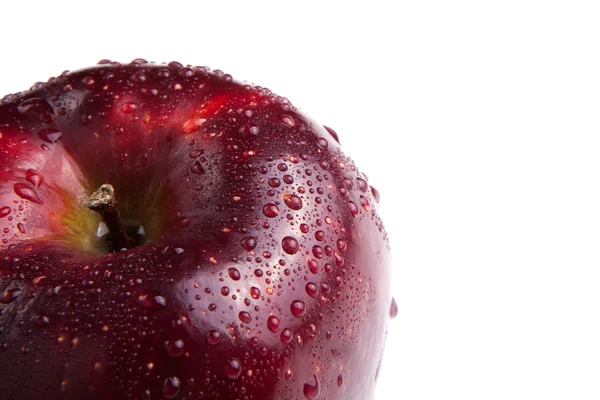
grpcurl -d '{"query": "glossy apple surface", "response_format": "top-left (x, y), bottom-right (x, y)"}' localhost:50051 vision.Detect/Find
top-left (0, 60), bottom-right (392, 399)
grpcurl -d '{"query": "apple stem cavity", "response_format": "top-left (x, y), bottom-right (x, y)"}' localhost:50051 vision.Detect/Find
top-left (88, 184), bottom-right (135, 251)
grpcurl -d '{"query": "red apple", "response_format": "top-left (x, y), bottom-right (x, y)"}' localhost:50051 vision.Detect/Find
top-left (0, 59), bottom-right (393, 399)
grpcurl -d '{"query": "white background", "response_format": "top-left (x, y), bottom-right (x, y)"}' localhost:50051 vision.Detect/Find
top-left (2, 1), bottom-right (600, 399)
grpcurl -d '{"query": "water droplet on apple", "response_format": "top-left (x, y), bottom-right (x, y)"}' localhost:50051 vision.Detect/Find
top-left (371, 185), bottom-right (381, 202)
top-left (290, 300), bottom-right (306, 318)
top-left (283, 194), bottom-right (303, 210)
top-left (141, 389), bottom-right (151, 400)
top-left (312, 245), bottom-right (324, 259)
top-left (390, 297), bottom-right (398, 319)
top-left (25, 169), bottom-right (44, 188)
top-left (325, 330), bottom-right (333, 340)
top-left (279, 114), bottom-right (295, 127)
top-left (280, 328), bottom-right (293, 344)
top-left (82, 76), bottom-right (95, 86)
top-left (323, 125), bottom-right (340, 143)
top-left (316, 137), bottom-right (328, 148)
top-left (267, 315), bottom-right (280, 332)
top-left (189, 149), bottom-right (204, 158)
top-left (282, 236), bottom-right (299, 255)
top-left (13, 183), bottom-right (43, 204)
top-left (250, 286), bottom-right (260, 299)
top-left (357, 177), bottom-right (368, 192)
top-left (206, 330), bottom-right (222, 345)
top-left (17, 98), bottom-right (56, 123)
top-left (239, 123), bottom-right (259, 136)
top-left (191, 161), bottom-right (206, 175)
top-left (220, 286), bottom-right (230, 296)
top-left (268, 178), bottom-right (281, 187)
top-left (348, 201), bottom-right (359, 217)
top-left (0, 207), bottom-right (10, 218)
top-left (241, 236), bottom-right (257, 251)
top-left (308, 258), bottom-right (319, 274)
top-left (158, 68), bottom-right (171, 79)
top-left (38, 128), bottom-right (62, 143)
top-left (238, 311), bottom-right (252, 324)
top-left (162, 376), bottom-right (181, 399)
top-left (33, 275), bottom-right (46, 285)
top-left (224, 359), bottom-right (242, 379)
top-left (121, 102), bottom-right (137, 113)
top-left (34, 314), bottom-right (50, 327)
top-left (285, 368), bottom-right (293, 380)
top-left (0, 288), bottom-right (21, 303)
top-left (277, 163), bottom-right (288, 172)
top-left (228, 268), bottom-right (241, 281)
top-left (165, 339), bottom-right (184, 357)
top-left (262, 203), bottom-right (280, 218)
top-left (139, 294), bottom-right (167, 310)
top-left (337, 374), bottom-right (344, 387)
top-left (17, 223), bottom-right (25, 234)
top-left (298, 224), bottom-right (309, 234)
top-left (303, 375), bottom-right (321, 399)
top-left (305, 283), bottom-right (318, 298)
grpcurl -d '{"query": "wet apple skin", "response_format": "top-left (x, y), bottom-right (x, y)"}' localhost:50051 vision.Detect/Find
top-left (0, 60), bottom-right (392, 399)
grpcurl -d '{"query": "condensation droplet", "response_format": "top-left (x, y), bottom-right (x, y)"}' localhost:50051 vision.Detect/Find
top-left (38, 128), bottom-right (63, 143)
top-left (282, 236), bottom-right (299, 255)
top-left (348, 201), bottom-right (359, 217)
top-left (308, 258), bottom-right (319, 274)
top-left (371, 185), bottom-right (381, 202)
top-left (268, 178), bottom-right (281, 188)
top-left (303, 375), bottom-right (321, 399)
top-left (165, 339), bottom-right (184, 357)
top-left (262, 204), bottom-right (280, 218)
top-left (316, 137), bottom-right (328, 148)
top-left (25, 169), bottom-right (44, 188)
top-left (280, 329), bottom-right (293, 344)
top-left (13, 183), bottom-right (43, 204)
top-left (139, 294), bottom-right (167, 310)
top-left (279, 114), bottom-right (295, 127)
top-left (305, 283), bottom-right (318, 298)
top-left (17, 98), bottom-right (56, 123)
top-left (390, 297), bottom-right (398, 319)
top-left (283, 194), bottom-right (303, 210)
top-left (162, 376), bottom-right (181, 399)
top-left (267, 315), bottom-right (280, 333)
top-left (357, 177), bottom-right (368, 192)
top-left (0, 207), bottom-right (10, 218)
top-left (0, 288), bottom-right (21, 304)
top-left (121, 102), bottom-right (137, 113)
top-left (323, 126), bottom-right (340, 143)
top-left (238, 311), bottom-right (252, 324)
top-left (277, 163), bottom-right (288, 172)
top-left (206, 330), bottom-right (222, 345)
top-left (360, 195), bottom-right (370, 211)
top-left (191, 161), bottom-right (206, 175)
top-left (34, 314), bottom-right (50, 327)
top-left (241, 236), bottom-right (257, 251)
top-left (228, 268), bottom-right (241, 281)
top-left (250, 286), bottom-right (261, 300)
top-left (290, 300), bottom-right (306, 318)
top-left (224, 359), bottom-right (242, 379)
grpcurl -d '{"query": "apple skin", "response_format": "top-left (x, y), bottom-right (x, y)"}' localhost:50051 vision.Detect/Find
top-left (0, 60), bottom-right (392, 399)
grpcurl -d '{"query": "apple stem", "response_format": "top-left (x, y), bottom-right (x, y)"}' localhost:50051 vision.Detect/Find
top-left (87, 184), bottom-right (135, 251)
